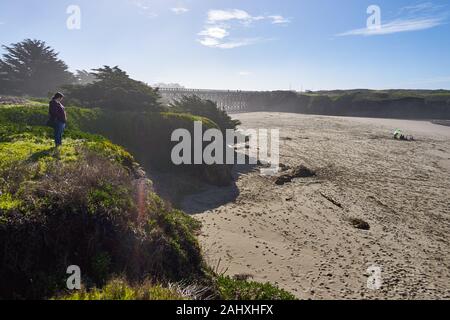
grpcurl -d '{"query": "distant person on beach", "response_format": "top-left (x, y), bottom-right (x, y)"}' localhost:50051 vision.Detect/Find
top-left (48, 92), bottom-right (67, 148)
top-left (393, 129), bottom-right (414, 141)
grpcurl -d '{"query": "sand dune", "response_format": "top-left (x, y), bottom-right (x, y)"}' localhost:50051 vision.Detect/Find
top-left (186, 113), bottom-right (450, 300)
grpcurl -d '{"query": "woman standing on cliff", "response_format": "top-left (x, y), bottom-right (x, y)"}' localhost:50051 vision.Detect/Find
top-left (48, 92), bottom-right (67, 149)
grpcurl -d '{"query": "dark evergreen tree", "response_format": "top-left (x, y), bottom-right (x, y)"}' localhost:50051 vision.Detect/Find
top-left (170, 95), bottom-right (240, 131)
top-left (74, 70), bottom-right (97, 85)
top-left (64, 66), bottom-right (162, 111)
top-left (0, 39), bottom-right (74, 96)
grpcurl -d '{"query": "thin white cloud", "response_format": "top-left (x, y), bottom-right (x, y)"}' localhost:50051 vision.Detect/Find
top-left (338, 2), bottom-right (447, 37)
top-left (198, 27), bottom-right (229, 39)
top-left (238, 71), bottom-right (252, 76)
top-left (400, 2), bottom-right (444, 14)
top-left (337, 17), bottom-right (444, 36)
top-left (269, 15), bottom-right (291, 25)
top-left (133, 0), bottom-right (151, 10)
top-left (198, 9), bottom-right (289, 49)
top-left (199, 37), bottom-right (220, 47)
top-left (215, 39), bottom-right (260, 49)
top-left (207, 9), bottom-right (253, 23)
top-left (132, 0), bottom-right (158, 18)
top-left (206, 9), bottom-right (286, 25)
top-left (171, 7), bottom-right (189, 15)
top-left (198, 37), bottom-right (261, 49)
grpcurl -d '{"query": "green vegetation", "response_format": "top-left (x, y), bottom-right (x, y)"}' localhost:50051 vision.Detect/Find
top-left (2, 104), bottom-right (226, 182)
top-left (216, 276), bottom-right (297, 300)
top-left (313, 89), bottom-right (450, 99)
top-left (245, 89), bottom-right (450, 119)
top-left (0, 104), bottom-right (209, 299)
top-left (170, 95), bottom-right (240, 131)
top-left (0, 39), bottom-right (74, 97)
top-left (58, 279), bottom-right (186, 300)
top-left (0, 102), bottom-right (294, 300)
top-left (63, 66), bottom-right (163, 112)
top-left (58, 275), bottom-right (297, 300)
top-left (0, 102), bottom-right (232, 185)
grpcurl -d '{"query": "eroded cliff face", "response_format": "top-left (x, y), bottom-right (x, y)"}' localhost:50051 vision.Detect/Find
top-left (67, 109), bottom-right (235, 187)
top-left (202, 164), bottom-right (234, 187)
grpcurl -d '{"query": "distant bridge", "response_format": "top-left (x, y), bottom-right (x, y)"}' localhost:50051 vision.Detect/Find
top-left (158, 88), bottom-right (258, 113)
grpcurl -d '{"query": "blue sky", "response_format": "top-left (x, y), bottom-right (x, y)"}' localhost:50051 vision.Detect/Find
top-left (0, 0), bottom-right (449, 90)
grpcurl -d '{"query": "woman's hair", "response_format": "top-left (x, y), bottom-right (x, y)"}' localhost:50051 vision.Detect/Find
top-left (53, 92), bottom-right (64, 100)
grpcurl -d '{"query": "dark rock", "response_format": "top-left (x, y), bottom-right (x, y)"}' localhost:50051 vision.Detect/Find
top-left (275, 165), bottom-right (316, 185)
top-left (349, 218), bottom-right (370, 230)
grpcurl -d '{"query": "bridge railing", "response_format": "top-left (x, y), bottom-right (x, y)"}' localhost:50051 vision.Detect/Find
top-left (157, 88), bottom-right (262, 112)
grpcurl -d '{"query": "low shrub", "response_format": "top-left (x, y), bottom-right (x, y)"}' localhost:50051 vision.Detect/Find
top-left (57, 278), bottom-right (186, 300)
top-left (216, 275), bottom-right (297, 300)
top-left (170, 95), bottom-right (240, 131)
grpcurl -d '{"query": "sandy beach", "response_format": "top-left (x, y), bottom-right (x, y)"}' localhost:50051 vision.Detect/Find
top-left (184, 112), bottom-right (450, 300)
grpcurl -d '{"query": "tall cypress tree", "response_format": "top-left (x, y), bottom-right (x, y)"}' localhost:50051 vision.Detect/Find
top-left (0, 39), bottom-right (74, 96)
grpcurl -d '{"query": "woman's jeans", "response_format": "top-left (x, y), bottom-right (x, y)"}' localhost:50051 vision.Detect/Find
top-left (54, 121), bottom-right (66, 146)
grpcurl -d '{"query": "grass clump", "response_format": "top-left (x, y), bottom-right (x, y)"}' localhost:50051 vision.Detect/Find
top-left (0, 193), bottom-right (22, 211)
top-left (216, 275), bottom-right (297, 300)
top-left (58, 278), bottom-right (185, 300)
